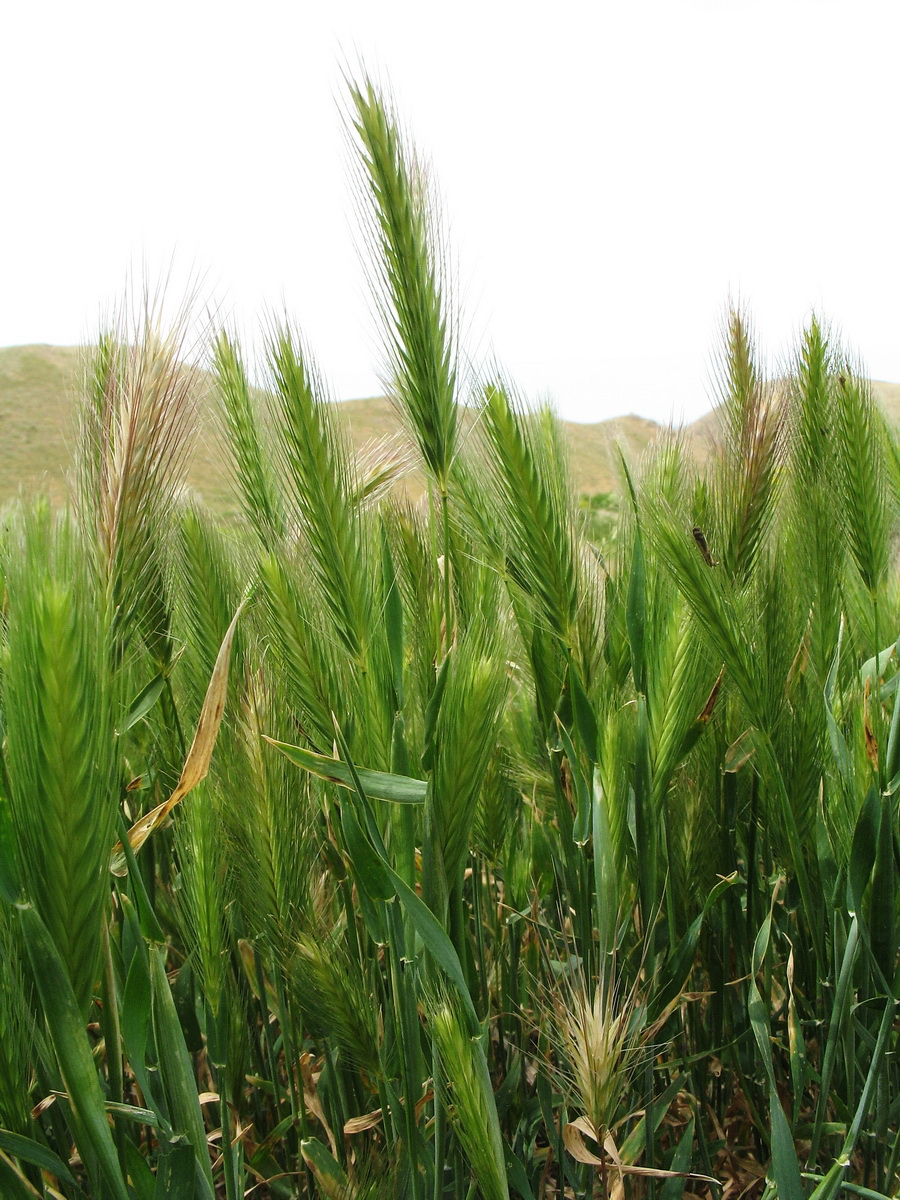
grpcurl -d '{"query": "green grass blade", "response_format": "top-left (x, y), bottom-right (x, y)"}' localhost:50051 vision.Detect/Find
top-left (300, 1137), bottom-right (350, 1199)
top-left (16, 902), bottom-right (129, 1200)
top-left (748, 914), bottom-right (803, 1200)
top-left (153, 1139), bottom-right (196, 1200)
top-left (331, 723), bottom-right (480, 1031)
top-left (265, 737), bottom-right (426, 803)
top-left (0, 1129), bottom-right (76, 1187)
top-left (0, 1152), bottom-right (41, 1200)
top-left (150, 946), bottom-right (215, 1197)
top-left (0, 795), bottom-right (21, 905)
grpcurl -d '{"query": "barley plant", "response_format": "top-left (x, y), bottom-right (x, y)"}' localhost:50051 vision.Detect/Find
top-left (0, 73), bottom-right (899, 1200)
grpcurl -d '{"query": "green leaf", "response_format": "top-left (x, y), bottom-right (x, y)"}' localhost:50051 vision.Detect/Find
top-left (815, 799), bottom-right (838, 908)
top-left (114, 823), bottom-right (165, 943)
top-left (16, 902), bottom-right (129, 1200)
top-left (616, 1071), bottom-right (686, 1164)
top-left (122, 671), bottom-right (168, 732)
top-left (105, 1101), bottom-right (159, 1126)
top-left (0, 794), bottom-right (21, 905)
top-left (660, 1116), bottom-right (695, 1200)
top-left (0, 1128), bottom-right (76, 1186)
top-left (389, 859), bottom-right (478, 1030)
top-left (870, 794), bottom-right (896, 983)
top-left (556, 721), bottom-right (590, 847)
top-left (265, 737), bottom-right (426, 804)
top-left (332, 725), bottom-right (480, 1032)
top-left (122, 940), bottom-right (169, 1130)
top-left (150, 947), bottom-right (215, 1198)
top-left (860, 641), bottom-right (896, 687)
top-left (824, 618), bottom-right (852, 784)
top-left (504, 1141), bottom-right (537, 1200)
top-left (807, 917), bottom-right (860, 1165)
top-left (123, 1138), bottom-right (157, 1200)
top-left (566, 658), bottom-right (598, 762)
top-left (592, 769), bottom-right (619, 961)
top-left (153, 1138), bottom-right (196, 1200)
top-left (300, 1137), bottom-right (350, 1199)
top-left (826, 707), bottom-right (851, 786)
top-left (0, 1152), bottom-right (40, 1200)
top-left (122, 947), bottom-right (152, 1066)
top-left (632, 696), bottom-right (656, 924)
top-left (747, 915), bottom-right (803, 1200)
top-left (848, 784), bottom-right (879, 914)
top-left (422, 649), bottom-right (452, 773)
top-left (808, 987), bottom-right (897, 1200)
top-left (340, 790), bottom-right (394, 902)
top-left (806, 1162), bottom-right (853, 1200)
top-left (656, 872), bottom-right (738, 1010)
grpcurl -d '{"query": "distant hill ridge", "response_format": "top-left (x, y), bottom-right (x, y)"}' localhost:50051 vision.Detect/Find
top-left (3, 343), bottom-right (900, 511)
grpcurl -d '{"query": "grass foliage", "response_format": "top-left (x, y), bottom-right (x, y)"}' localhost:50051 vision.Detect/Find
top-left (0, 73), bottom-right (899, 1200)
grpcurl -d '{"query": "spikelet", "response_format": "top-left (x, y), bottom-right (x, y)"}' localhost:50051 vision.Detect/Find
top-left (427, 995), bottom-right (508, 1200)
top-left (214, 329), bottom-right (285, 550)
top-left (348, 74), bottom-right (458, 495)
top-left (3, 508), bottom-right (117, 1015)
top-left (710, 307), bottom-right (784, 584)
top-left (75, 288), bottom-right (200, 660)
top-left (292, 933), bottom-right (381, 1080)
top-left (430, 624), bottom-right (508, 888)
top-left (544, 961), bottom-right (646, 1146)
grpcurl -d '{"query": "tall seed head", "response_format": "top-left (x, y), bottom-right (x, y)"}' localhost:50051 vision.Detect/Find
top-left (3, 509), bottom-right (117, 1015)
top-left (428, 996), bottom-right (509, 1200)
top-left (430, 626), bottom-right (508, 888)
top-left (348, 73), bottom-right (458, 493)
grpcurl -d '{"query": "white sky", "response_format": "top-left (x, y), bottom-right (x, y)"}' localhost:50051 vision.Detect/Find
top-left (2, 0), bottom-right (898, 424)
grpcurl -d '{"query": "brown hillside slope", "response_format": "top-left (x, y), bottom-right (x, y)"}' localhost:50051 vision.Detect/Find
top-left (2, 343), bottom-right (898, 508)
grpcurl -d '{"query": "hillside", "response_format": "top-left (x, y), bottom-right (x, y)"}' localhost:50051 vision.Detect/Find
top-left (0, 345), bottom-right (234, 511)
top-left (2, 343), bottom-right (898, 509)
top-left (0, 345), bottom-right (670, 506)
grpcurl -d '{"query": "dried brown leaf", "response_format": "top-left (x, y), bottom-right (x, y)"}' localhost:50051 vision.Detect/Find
top-left (110, 601), bottom-right (244, 874)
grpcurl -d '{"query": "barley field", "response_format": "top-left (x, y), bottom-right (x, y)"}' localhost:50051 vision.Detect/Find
top-left (0, 76), bottom-right (898, 1200)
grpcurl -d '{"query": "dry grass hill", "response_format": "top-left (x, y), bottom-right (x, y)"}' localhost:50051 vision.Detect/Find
top-left (2, 343), bottom-right (898, 512)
